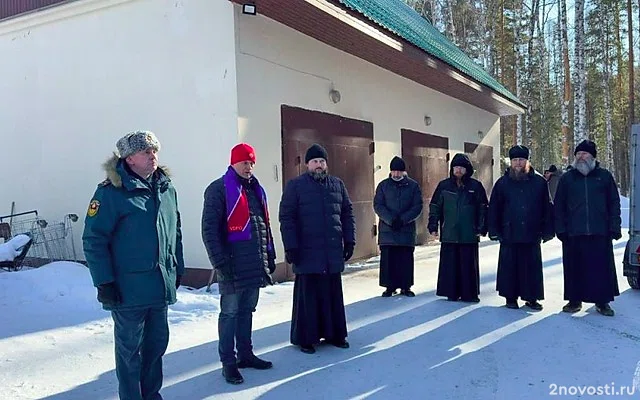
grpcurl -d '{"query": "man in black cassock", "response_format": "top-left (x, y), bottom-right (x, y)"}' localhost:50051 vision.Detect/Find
top-left (278, 143), bottom-right (356, 354)
top-left (429, 153), bottom-right (488, 302)
top-left (554, 140), bottom-right (621, 316)
top-left (488, 145), bottom-right (554, 310)
top-left (374, 156), bottom-right (423, 297)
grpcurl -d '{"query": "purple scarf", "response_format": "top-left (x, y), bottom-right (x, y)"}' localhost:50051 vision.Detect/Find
top-left (223, 167), bottom-right (273, 250)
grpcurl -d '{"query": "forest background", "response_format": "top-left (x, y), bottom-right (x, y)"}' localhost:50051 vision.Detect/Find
top-left (403, 0), bottom-right (638, 193)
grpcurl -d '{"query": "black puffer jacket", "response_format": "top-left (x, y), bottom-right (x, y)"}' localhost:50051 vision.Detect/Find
top-left (428, 154), bottom-right (488, 243)
top-left (202, 174), bottom-right (275, 294)
top-left (279, 173), bottom-right (356, 274)
top-left (488, 167), bottom-right (554, 243)
top-left (554, 164), bottom-right (621, 238)
top-left (374, 175), bottom-right (423, 246)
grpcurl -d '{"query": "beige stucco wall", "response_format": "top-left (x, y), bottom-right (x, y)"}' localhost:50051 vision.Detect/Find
top-left (0, 0), bottom-right (238, 269)
top-left (234, 7), bottom-right (502, 263)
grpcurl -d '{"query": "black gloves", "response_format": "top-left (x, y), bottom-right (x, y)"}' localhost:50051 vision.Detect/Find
top-left (428, 224), bottom-right (438, 235)
top-left (267, 258), bottom-right (276, 274)
top-left (285, 249), bottom-right (299, 265)
top-left (542, 234), bottom-right (554, 243)
top-left (611, 231), bottom-right (622, 240)
top-left (343, 243), bottom-right (355, 261)
top-left (97, 282), bottom-right (121, 306)
top-left (489, 235), bottom-right (501, 242)
top-left (175, 274), bottom-right (182, 290)
top-left (557, 233), bottom-right (568, 243)
top-left (391, 216), bottom-right (403, 231)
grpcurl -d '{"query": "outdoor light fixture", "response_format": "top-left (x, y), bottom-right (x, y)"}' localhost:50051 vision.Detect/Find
top-left (424, 115), bottom-right (432, 126)
top-left (242, 3), bottom-right (256, 15)
top-left (329, 89), bottom-right (341, 104)
top-left (477, 130), bottom-right (484, 137)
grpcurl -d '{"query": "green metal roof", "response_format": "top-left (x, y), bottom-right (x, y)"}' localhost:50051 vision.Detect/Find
top-left (336, 0), bottom-right (524, 108)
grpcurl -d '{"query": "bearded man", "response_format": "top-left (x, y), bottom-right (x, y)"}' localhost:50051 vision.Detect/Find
top-left (279, 143), bottom-right (356, 354)
top-left (428, 153), bottom-right (488, 302)
top-left (554, 140), bottom-right (621, 316)
top-left (488, 145), bottom-right (554, 310)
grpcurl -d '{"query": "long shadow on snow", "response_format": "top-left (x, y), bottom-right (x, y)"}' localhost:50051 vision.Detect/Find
top-left (159, 298), bottom-right (530, 399)
top-left (39, 289), bottom-right (529, 400)
top-left (37, 239), bottom-right (628, 399)
top-left (254, 283), bottom-right (639, 400)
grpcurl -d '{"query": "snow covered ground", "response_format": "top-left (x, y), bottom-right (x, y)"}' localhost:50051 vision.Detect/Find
top-left (0, 206), bottom-right (638, 399)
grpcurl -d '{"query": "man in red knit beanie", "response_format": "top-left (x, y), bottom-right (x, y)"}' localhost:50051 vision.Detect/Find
top-left (202, 143), bottom-right (276, 384)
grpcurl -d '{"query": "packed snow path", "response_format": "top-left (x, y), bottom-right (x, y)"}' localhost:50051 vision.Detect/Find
top-left (0, 234), bottom-right (638, 399)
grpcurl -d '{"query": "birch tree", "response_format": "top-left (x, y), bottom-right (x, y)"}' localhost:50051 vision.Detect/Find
top-left (559, 0), bottom-right (572, 165)
top-left (573, 0), bottom-right (587, 142)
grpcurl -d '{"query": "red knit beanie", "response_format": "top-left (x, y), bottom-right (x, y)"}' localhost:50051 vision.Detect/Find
top-left (230, 143), bottom-right (256, 165)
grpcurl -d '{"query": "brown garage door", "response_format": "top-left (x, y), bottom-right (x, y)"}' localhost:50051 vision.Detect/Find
top-left (281, 105), bottom-right (377, 264)
top-left (464, 142), bottom-right (494, 195)
top-left (401, 129), bottom-right (449, 245)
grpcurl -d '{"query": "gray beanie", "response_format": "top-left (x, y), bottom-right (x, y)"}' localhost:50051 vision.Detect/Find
top-left (116, 130), bottom-right (161, 159)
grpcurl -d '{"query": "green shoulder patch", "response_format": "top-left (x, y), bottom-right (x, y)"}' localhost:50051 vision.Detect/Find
top-left (98, 179), bottom-right (111, 188)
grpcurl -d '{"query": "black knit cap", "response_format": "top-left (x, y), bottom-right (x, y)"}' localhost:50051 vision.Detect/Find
top-left (390, 156), bottom-right (406, 171)
top-left (574, 139), bottom-right (597, 158)
top-left (548, 164), bottom-right (558, 173)
top-left (305, 143), bottom-right (328, 163)
top-left (508, 145), bottom-right (529, 160)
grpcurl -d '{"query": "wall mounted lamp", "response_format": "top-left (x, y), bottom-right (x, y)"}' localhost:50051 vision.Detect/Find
top-left (424, 115), bottom-right (432, 126)
top-left (242, 3), bottom-right (256, 15)
top-left (329, 89), bottom-right (341, 104)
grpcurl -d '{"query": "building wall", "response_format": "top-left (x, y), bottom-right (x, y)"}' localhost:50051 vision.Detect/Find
top-left (234, 7), bottom-right (501, 263)
top-left (0, 0), bottom-right (239, 269)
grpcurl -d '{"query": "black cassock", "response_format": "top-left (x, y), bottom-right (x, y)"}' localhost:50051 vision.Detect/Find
top-left (496, 242), bottom-right (544, 301)
top-left (562, 236), bottom-right (619, 303)
top-left (379, 246), bottom-right (415, 290)
top-left (436, 243), bottom-right (480, 301)
top-left (488, 168), bottom-right (554, 302)
top-left (290, 273), bottom-right (348, 346)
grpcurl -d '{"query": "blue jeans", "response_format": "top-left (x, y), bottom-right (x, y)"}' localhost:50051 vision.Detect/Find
top-left (111, 306), bottom-right (169, 400)
top-left (218, 288), bottom-right (260, 366)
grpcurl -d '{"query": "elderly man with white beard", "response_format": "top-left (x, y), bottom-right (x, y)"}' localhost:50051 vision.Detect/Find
top-left (554, 140), bottom-right (621, 316)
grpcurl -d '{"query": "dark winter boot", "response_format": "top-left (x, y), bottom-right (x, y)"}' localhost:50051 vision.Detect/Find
top-left (461, 297), bottom-right (480, 303)
top-left (505, 298), bottom-right (519, 309)
top-left (382, 288), bottom-right (395, 297)
top-left (300, 345), bottom-right (316, 354)
top-left (330, 339), bottom-right (350, 349)
top-left (237, 354), bottom-right (273, 370)
top-left (222, 364), bottom-right (244, 384)
top-left (562, 301), bottom-right (582, 313)
top-left (595, 303), bottom-right (615, 317)
top-left (525, 301), bottom-right (543, 311)
top-left (401, 289), bottom-right (415, 297)
top-left (447, 296), bottom-right (459, 302)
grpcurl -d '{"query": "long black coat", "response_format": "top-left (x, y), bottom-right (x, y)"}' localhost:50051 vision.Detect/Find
top-left (201, 175), bottom-right (275, 294)
top-left (554, 164), bottom-right (621, 238)
top-left (279, 173), bottom-right (356, 274)
top-left (373, 175), bottom-right (423, 247)
top-left (488, 168), bottom-right (554, 243)
top-left (428, 155), bottom-right (488, 244)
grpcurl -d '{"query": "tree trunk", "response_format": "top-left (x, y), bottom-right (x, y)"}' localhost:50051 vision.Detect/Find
top-left (514, 3), bottom-right (522, 144)
top-left (629, 0), bottom-right (635, 127)
top-left (444, 0), bottom-right (457, 44)
top-left (573, 0), bottom-right (587, 142)
top-left (601, 10), bottom-right (614, 176)
top-left (559, 0), bottom-right (571, 165)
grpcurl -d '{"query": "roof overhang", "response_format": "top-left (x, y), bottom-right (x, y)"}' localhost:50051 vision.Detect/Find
top-left (230, 0), bottom-right (525, 116)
